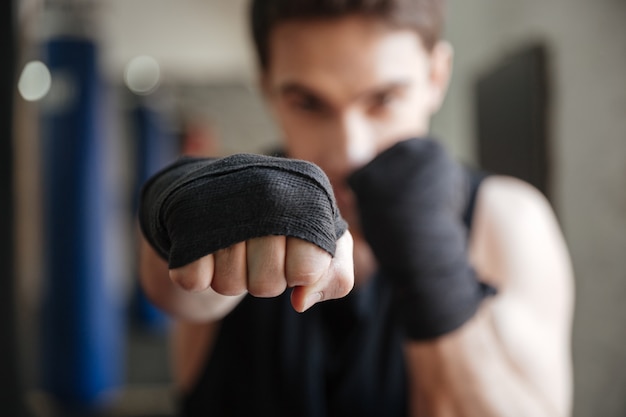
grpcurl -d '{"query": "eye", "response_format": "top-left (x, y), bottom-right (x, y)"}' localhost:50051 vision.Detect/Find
top-left (288, 93), bottom-right (327, 114)
top-left (370, 90), bottom-right (396, 110)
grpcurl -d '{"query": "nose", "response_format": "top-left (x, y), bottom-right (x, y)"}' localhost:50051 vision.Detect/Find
top-left (323, 110), bottom-right (376, 178)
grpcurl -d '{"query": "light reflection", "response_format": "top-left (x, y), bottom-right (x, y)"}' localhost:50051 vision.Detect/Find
top-left (18, 61), bottom-right (52, 102)
top-left (124, 55), bottom-right (161, 95)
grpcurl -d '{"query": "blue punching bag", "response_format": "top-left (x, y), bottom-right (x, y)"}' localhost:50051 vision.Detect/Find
top-left (40, 36), bottom-right (123, 411)
top-left (130, 99), bottom-right (178, 331)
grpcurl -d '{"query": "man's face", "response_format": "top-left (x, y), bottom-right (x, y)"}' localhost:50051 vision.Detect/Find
top-left (263, 15), bottom-right (451, 230)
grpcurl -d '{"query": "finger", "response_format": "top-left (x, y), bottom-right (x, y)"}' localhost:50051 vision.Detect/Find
top-left (211, 242), bottom-right (248, 296)
top-left (285, 237), bottom-right (331, 288)
top-left (169, 253), bottom-right (215, 292)
top-left (291, 231), bottom-right (355, 312)
top-left (247, 236), bottom-right (287, 297)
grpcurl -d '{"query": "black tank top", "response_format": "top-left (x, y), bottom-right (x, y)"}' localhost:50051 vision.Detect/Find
top-left (180, 168), bottom-right (488, 417)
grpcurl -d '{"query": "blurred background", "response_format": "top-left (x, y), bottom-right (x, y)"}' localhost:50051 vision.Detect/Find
top-left (3, 0), bottom-right (625, 416)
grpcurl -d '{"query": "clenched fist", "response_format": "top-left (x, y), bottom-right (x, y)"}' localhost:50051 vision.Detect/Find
top-left (139, 153), bottom-right (353, 315)
top-left (169, 233), bottom-right (354, 312)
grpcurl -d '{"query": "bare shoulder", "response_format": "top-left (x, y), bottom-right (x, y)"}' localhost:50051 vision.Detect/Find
top-left (470, 175), bottom-right (573, 299)
top-left (469, 175), bottom-right (575, 342)
top-left (475, 175), bottom-right (556, 238)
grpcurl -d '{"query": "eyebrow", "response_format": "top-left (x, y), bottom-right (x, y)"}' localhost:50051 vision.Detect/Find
top-left (277, 80), bottom-right (411, 104)
top-left (357, 80), bottom-right (411, 100)
top-left (278, 83), bottom-right (327, 99)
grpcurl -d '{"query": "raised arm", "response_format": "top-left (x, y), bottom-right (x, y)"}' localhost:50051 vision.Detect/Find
top-left (404, 176), bottom-right (574, 417)
top-left (348, 138), bottom-right (574, 417)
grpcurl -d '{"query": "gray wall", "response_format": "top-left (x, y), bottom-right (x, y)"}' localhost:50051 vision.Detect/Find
top-left (433, 1), bottom-right (626, 416)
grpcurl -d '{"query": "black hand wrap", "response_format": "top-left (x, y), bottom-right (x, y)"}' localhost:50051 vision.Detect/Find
top-left (348, 138), bottom-right (496, 340)
top-left (139, 154), bottom-right (347, 269)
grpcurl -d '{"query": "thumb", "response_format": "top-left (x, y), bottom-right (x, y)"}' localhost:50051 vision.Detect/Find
top-left (291, 232), bottom-right (355, 312)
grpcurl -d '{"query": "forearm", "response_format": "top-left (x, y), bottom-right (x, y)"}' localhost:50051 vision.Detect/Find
top-left (404, 302), bottom-right (561, 417)
top-left (139, 235), bottom-right (244, 322)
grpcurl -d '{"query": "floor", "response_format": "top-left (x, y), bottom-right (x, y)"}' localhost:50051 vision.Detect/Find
top-left (25, 320), bottom-right (177, 417)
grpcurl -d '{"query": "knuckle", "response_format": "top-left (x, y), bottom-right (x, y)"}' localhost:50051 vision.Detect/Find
top-left (170, 271), bottom-right (207, 293)
top-left (287, 264), bottom-right (324, 286)
top-left (248, 278), bottom-right (286, 298)
top-left (212, 244), bottom-right (247, 295)
top-left (214, 260), bottom-right (239, 280)
top-left (168, 253), bottom-right (215, 293)
top-left (210, 277), bottom-right (246, 296)
top-left (286, 237), bottom-right (331, 286)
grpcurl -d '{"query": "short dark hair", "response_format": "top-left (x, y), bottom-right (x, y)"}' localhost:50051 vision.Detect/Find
top-left (250, 0), bottom-right (446, 71)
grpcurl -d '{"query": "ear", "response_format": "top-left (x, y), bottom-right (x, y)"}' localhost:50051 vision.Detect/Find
top-left (427, 40), bottom-right (454, 115)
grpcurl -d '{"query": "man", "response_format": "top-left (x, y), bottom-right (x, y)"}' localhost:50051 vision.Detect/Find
top-left (138, 1), bottom-right (574, 415)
